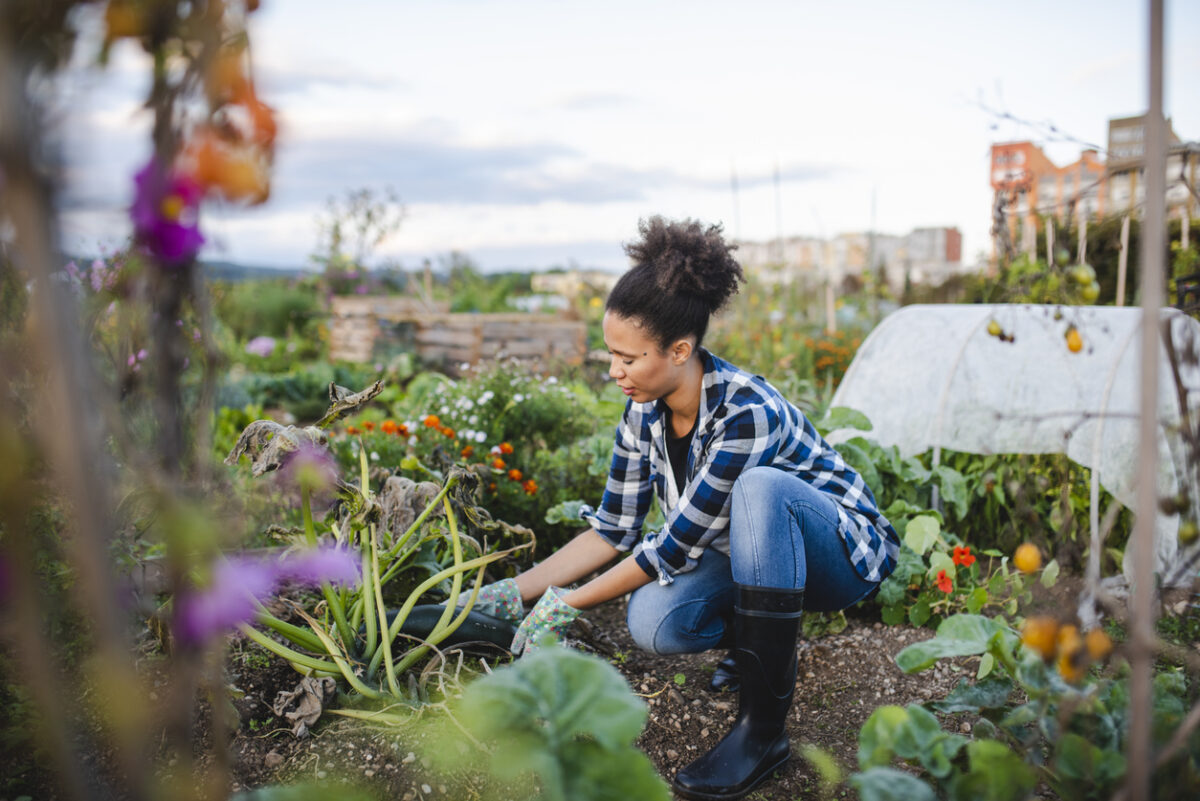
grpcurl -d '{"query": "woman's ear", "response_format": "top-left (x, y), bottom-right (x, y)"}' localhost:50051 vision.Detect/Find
top-left (671, 337), bottom-right (694, 365)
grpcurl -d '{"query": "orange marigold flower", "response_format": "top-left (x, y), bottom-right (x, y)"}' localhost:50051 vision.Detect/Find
top-left (381, 419), bottom-right (398, 434)
top-left (952, 546), bottom-right (976, 567)
top-left (346, 425), bottom-right (360, 435)
top-left (441, 426), bottom-right (455, 438)
top-left (523, 479), bottom-right (538, 495)
top-left (423, 414), bottom-right (440, 428)
top-left (362, 421), bottom-right (376, 432)
top-left (397, 424), bottom-right (410, 437)
top-left (508, 468), bottom-right (523, 482)
top-left (499, 442), bottom-right (514, 455)
top-left (461, 445), bottom-right (475, 459)
top-left (936, 569), bottom-right (953, 593)
top-left (491, 457), bottom-right (507, 470)
top-left (488, 481), bottom-right (497, 492)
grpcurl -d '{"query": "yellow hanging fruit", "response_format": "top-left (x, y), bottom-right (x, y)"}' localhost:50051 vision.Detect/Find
top-left (987, 319), bottom-right (1003, 338)
top-left (1085, 628), bottom-right (1113, 661)
top-left (1014, 543), bottom-right (1042, 573)
top-left (1020, 616), bottom-right (1059, 661)
top-left (1065, 326), bottom-right (1083, 353)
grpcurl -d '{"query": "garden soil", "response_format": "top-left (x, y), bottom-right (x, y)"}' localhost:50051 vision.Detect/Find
top-left (216, 599), bottom-right (977, 801)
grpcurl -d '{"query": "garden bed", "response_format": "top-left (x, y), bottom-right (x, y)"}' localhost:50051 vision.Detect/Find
top-left (216, 599), bottom-right (972, 800)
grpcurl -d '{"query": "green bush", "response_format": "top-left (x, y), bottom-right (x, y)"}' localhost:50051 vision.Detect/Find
top-left (211, 277), bottom-right (324, 341)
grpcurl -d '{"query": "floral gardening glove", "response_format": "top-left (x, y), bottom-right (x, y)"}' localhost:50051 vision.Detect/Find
top-left (458, 577), bottom-right (524, 624)
top-left (510, 587), bottom-right (581, 655)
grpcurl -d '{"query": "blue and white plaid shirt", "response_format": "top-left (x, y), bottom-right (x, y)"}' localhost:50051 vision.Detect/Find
top-left (582, 350), bottom-right (899, 586)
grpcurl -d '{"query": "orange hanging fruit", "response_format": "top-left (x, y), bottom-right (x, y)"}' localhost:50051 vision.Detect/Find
top-left (1014, 543), bottom-right (1042, 573)
top-left (1065, 326), bottom-right (1083, 353)
top-left (1020, 616), bottom-right (1059, 661)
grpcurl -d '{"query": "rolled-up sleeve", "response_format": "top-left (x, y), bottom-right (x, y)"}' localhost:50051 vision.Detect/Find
top-left (633, 404), bottom-right (782, 584)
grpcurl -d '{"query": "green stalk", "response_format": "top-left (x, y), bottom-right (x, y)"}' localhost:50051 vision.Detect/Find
top-left (373, 518), bottom-right (403, 697)
top-left (301, 471), bottom-right (357, 650)
top-left (254, 608), bottom-right (326, 653)
top-left (294, 610), bottom-right (384, 700)
top-left (360, 529), bottom-right (378, 658)
top-left (366, 549), bottom-right (513, 678)
top-left (390, 562), bottom-right (487, 677)
top-left (384, 497), bottom-right (465, 687)
top-left (383, 477), bottom-right (458, 561)
top-left (240, 624), bottom-right (340, 674)
top-left (301, 486), bottom-right (317, 546)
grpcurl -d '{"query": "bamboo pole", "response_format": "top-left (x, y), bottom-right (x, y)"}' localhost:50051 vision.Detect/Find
top-left (1128, 1), bottom-right (1165, 799)
top-left (1183, 211), bottom-right (1190, 250)
top-left (1078, 212), bottom-right (1088, 265)
top-left (1047, 222), bottom-right (1055, 265)
top-left (1117, 215), bottom-right (1131, 307)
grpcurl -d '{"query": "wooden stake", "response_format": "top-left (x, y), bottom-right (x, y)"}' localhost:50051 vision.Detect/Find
top-left (824, 281), bottom-right (837, 335)
top-left (1078, 212), bottom-right (1088, 265)
top-left (1183, 212), bottom-right (1190, 250)
top-left (1047, 222), bottom-right (1055, 265)
top-left (1117, 214), bottom-right (1131, 307)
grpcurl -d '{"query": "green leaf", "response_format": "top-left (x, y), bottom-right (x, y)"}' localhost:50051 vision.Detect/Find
top-left (881, 604), bottom-right (906, 626)
top-left (1054, 732), bottom-right (1126, 791)
top-left (876, 575), bottom-right (908, 606)
top-left (973, 718), bottom-right (998, 739)
top-left (840, 439), bottom-right (881, 491)
top-left (982, 548), bottom-right (1004, 557)
top-left (561, 739), bottom-right (672, 801)
top-left (895, 615), bottom-right (1017, 673)
top-left (927, 550), bottom-right (955, 581)
top-left (932, 464), bottom-right (970, 520)
top-left (673, 673), bottom-right (686, 686)
top-left (1040, 558), bottom-right (1060, 588)
top-left (857, 705), bottom-right (910, 769)
top-left (966, 587), bottom-right (988, 614)
top-left (931, 676), bottom-right (1013, 714)
top-left (904, 515), bottom-right (942, 555)
top-left (891, 704), bottom-right (967, 778)
top-left (946, 739), bottom-right (1037, 801)
top-left (819, 406), bottom-right (874, 435)
top-left (908, 599), bottom-right (931, 627)
top-left (977, 652), bottom-right (995, 679)
top-left (545, 499), bottom-right (586, 525)
top-left (851, 767), bottom-right (938, 801)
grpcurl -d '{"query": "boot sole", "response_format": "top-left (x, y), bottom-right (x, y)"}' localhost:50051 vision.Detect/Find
top-left (670, 749), bottom-right (791, 801)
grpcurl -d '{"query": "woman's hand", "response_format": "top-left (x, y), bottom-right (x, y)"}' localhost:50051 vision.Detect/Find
top-left (458, 577), bottom-right (524, 623)
top-left (510, 587), bottom-right (582, 655)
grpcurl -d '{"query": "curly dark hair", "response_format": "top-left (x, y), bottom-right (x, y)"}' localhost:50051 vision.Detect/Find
top-left (606, 216), bottom-right (744, 350)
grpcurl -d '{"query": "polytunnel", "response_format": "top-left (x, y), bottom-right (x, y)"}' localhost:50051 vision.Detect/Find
top-left (827, 303), bottom-right (1200, 589)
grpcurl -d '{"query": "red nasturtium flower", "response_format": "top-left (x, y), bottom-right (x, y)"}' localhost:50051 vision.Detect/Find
top-left (461, 445), bottom-right (475, 459)
top-left (499, 442), bottom-right (514, 455)
top-left (423, 414), bottom-right (440, 428)
top-left (936, 569), bottom-right (953, 594)
top-left (491, 457), bottom-right (507, 470)
top-left (508, 468), bottom-right (523, 482)
top-left (952, 546), bottom-right (976, 567)
top-left (523, 479), bottom-right (538, 496)
top-left (380, 420), bottom-right (398, 435)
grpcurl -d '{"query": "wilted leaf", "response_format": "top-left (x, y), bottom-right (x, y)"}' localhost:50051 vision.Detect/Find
top-left (316, 380), bottom-right (384, 428)
top-left (225, 420), bottom-right (328, 477)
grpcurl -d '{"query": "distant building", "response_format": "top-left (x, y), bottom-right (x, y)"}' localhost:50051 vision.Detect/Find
top-left (735, 226), bottom-right (962, 292)
top-left (989, 114), bottom-right (1197, 255)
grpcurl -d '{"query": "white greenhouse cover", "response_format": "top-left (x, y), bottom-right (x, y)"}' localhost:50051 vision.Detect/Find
top-left (828, 303), bottom-right (1200, 587)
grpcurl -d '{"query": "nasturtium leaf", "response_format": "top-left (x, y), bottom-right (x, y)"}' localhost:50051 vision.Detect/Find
top-left (977, 652), bottom-right (995, 679)
top-left (840, 439), bottom-right (881, 490)
top-left (876, 575), bottom-right (908, 606)
top-left (891, 704), bottom-right (967, 778)
top-left (895, 615), bottom-right (1016, 673)
top-left (881, 604), bottom-right (906, 626)
top-left (1040, 558), bottom-right (1060, 588)
top-left (818, 406), bottom-right (874, 435)
top-left (905, 515), bottom-right (941, 555)
top-left (849, 767), bottom-right (937, 801)
top-left (857, 705), bottom-right (910, 769)
top-left (945, 739), bottom-right (1037, 801)
top-left (1054, 732), bottom-right (1126, 790)
top-left (966, 586), bottom-right (988, 614)
top-left (562, 739), bottom-right (671, 801)
top-left (931, 676), bottom-right (1013, 714)
top-left (545, 499), bottom-right (585, 525)
top-left (908, 599), bottom-right (931, 627)
top-left (927, 551), bottom-right (955, 581)
top-left (932, 465), bottom-right (970, 520)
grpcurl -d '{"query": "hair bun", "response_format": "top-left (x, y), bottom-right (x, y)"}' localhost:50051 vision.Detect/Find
top-left (622, 216), bottom-right (745, 314)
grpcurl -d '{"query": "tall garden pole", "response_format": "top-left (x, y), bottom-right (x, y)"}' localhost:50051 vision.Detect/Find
top-left (1128, 1), bottom-right (1166, 799)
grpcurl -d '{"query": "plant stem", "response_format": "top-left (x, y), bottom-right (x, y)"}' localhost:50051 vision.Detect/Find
top-left (254, 608), bottom-right (325, 653)
top-left (239, 624), bottom-right (340, 674)
top-left (360, 528), bottom-right (378, 659)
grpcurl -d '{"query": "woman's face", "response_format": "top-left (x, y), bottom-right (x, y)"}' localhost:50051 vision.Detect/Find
top-left (602, 311), bottom-right (692, 404)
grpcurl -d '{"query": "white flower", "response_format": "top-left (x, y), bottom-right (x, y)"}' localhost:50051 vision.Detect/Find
top-left (469, 415), bottom-right (478, 425)
top-left (490, 445), bottom-right (502, 455)
top-left (370, 451), bottom-right (380, 461)
top-left (479, 390), bottom-right (494, 404)
top-left (460, 362), bottom-right (471, 372)
top-left (439, 405), bottom-right (449, 414)
top-left (475, 431), bottom-right (486, 442)
top-left (547, 376), bottom-right (558, 384)
top-left (514, 393), bottom-right (525, 402)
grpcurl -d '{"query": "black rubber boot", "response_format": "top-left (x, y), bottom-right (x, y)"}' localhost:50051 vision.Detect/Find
top-left (673, 585), bottom-right (803, 801)
top-left (708, 613), bottom-right (739, 693)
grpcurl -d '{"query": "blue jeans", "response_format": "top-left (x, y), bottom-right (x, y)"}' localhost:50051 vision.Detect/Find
top-left (626, 466), bottom-right (878, 655)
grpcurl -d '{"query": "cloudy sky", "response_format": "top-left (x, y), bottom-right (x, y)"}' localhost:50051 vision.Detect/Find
top-left (55, 0), bottom-right (1200, 273)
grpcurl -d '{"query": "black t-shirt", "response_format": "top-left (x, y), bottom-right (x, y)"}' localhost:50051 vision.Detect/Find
top-left (666, 415), bottom-right (696, 496)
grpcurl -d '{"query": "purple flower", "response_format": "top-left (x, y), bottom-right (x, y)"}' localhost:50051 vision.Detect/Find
top-left (173, 547), bottom-right (361, 646)
top-left (277, 546), bottom-right (361, 588)
top-left (130, 159), bottom-right (204, 266)
top-left (245, 335), bottom-right (276, 358)
top-left (276, 441), bottom-right (338, 495)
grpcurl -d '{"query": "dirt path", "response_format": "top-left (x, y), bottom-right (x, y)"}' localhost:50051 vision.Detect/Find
top-left (223, 599), bottom-right (972, 800)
